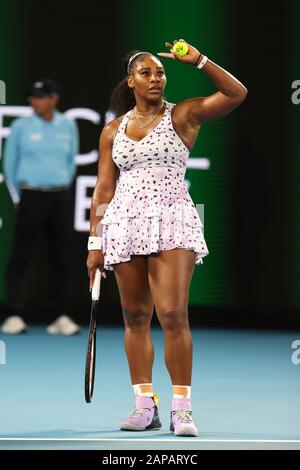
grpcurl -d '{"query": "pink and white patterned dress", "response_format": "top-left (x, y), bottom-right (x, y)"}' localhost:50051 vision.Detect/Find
top-left (101, 101), bottom-right (209, 270)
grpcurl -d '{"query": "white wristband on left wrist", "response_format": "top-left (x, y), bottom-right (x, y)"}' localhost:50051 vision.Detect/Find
top-left (88, 236), bottom-right (102, 250)
top-left (195, 55), bottom-right (208, 70)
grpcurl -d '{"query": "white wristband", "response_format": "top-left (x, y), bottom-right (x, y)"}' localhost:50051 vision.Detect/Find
top-left (88, 236), bottom-right (102, 250)
top-left (195, 55), bottom-right (208, 70)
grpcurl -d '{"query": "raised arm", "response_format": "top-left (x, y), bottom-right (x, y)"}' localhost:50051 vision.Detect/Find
top-left (87, 119), bottom-right (119, 286)
top-left (158, 39), bottom-right (248, 145)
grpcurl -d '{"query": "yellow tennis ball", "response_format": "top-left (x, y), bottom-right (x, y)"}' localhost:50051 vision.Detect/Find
top-left (172, 41), bottom-right (189, 57)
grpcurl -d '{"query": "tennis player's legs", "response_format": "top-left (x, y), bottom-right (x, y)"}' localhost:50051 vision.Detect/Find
top-left (114, 255), bottom-right (154, 384)
top-left (147, 248), bottom-right (196, 385)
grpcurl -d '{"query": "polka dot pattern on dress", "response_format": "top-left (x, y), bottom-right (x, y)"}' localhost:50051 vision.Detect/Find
top-left (101, 102), bottom-right (209, 270)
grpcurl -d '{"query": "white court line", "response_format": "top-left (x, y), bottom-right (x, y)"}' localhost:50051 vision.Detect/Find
top-left (0, 438), bottom-right (300, 443)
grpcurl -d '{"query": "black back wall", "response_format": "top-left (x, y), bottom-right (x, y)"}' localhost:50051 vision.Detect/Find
top-left (232, 3), bottom-right (292, 326)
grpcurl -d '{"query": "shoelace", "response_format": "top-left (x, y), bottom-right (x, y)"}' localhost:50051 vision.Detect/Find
top-left (128, 407), bottom-right (151, 418)
top-left (173, 409), bottom-right (193, 423)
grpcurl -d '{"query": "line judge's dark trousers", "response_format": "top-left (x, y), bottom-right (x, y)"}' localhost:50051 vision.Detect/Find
top-left (5, 188), bottom-right (72, 319)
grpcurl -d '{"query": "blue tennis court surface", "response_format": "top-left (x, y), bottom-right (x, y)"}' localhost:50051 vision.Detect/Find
top-left (0, 327), bottom-right (299, 450)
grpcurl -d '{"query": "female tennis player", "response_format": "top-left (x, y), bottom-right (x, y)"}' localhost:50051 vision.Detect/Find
top-left (87, 39), bottom-right (247, 436)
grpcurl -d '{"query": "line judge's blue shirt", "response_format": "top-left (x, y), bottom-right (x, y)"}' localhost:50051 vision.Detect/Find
top-left (3, 111), bottom-right (78, 199)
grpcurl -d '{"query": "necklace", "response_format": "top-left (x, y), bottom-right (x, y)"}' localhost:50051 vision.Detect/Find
top-left (135, 103), bottom-right (163, 116)
top-left (133, 101), bottom-right (165, 129)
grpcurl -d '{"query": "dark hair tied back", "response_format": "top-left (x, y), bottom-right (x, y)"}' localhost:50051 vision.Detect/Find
top-left (110, 51), bottom-right (151, 117)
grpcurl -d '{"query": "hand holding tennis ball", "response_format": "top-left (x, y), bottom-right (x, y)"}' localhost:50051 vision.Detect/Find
top-left (172, 41), bottom-right (189, 57)
top-left (158, 39), bottom-right (202, 65)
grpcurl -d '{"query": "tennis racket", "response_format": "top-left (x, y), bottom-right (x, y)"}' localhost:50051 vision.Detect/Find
top-left (85, 268), bottom-right (101, 403)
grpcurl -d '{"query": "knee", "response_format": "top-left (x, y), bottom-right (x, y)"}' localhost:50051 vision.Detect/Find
top-left (122, 305), bottom-right (152, 330)
top-left (158, 307), bottom-right (189, 332)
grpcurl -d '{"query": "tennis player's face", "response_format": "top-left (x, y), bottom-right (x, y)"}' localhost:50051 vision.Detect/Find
top-left (128, 56), bottom-right (166, 101)
top-left (29, 95), bottom-right (58, 117)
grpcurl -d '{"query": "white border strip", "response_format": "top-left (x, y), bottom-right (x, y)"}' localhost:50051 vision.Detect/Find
top-left (0, 438), bottom-right (299, 443)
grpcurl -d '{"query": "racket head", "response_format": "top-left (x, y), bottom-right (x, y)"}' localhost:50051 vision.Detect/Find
top-left (85, 299), bottom-right (97, 403)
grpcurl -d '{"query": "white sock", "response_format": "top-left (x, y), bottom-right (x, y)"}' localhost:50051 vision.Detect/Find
top-left (133, 383), bottom-right (154, 397)
top-left (173, 385), bottom-right (191, 399)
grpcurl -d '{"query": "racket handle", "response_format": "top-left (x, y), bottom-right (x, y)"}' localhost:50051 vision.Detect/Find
top-left (91, 268), bottom-right (101, 301)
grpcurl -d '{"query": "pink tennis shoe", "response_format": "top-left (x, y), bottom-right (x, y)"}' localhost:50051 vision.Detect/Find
top-left (120, 395), bottom-right (162, 431)
top-left (170, 397), bottom-right (198, 436)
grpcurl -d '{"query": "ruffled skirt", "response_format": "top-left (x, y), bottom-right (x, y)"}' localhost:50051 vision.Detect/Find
top-left (101, 166), bottom-right (209, 270)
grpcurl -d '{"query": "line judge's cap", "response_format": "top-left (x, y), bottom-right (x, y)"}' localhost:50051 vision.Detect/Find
top-left (27, 78), bottom-right (61, 98)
